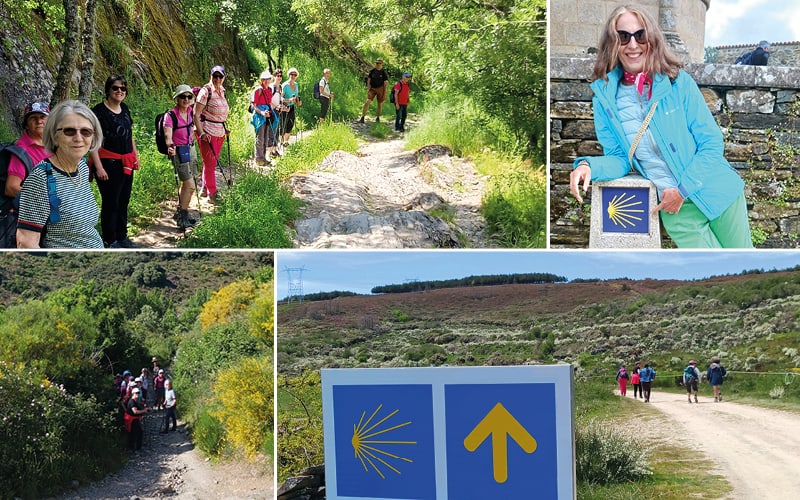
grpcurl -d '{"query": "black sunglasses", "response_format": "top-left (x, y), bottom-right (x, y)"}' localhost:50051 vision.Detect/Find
top-left (178, 94), bottom-right (193, 100)
top-left (617, 29), bottom-right (646, 45)
top-left (111, 85), bottom-right (127, 92)
top-left (58, 127), bottom-right (95, 138)
top-left (212, 73), bottom-right (224, 79)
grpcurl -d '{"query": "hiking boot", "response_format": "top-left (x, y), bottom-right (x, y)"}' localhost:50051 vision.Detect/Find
top-left (119, 238), bottom-right (137, 248)
top-left (359, 117), bottom-right (365, 124)
top-left (714, 396), bottom-right (719, 402)
top-left (688, 398), bottom-right (692, 404)
top-left (178, 210), bottom-right (195, 229)
top-left (718, 394), bottom-right (722, 401)
top-left (109, 241), bottom-right (122, 249)
top-left (375, 116), bottom-right (380, 123)
top-left (694, 395), bottom-right (698, 403)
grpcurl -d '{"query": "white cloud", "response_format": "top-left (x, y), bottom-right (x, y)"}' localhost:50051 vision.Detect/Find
top-left (704, 0), bottom-right (796, 46)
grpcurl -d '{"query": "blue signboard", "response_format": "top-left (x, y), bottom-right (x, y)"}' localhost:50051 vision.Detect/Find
top-left (321, 365), bottom-right (574, 500)
top-left (602, 187), bottom-right (649, 233)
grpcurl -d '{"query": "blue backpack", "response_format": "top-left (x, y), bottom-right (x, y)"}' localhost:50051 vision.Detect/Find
top-left (735, 50), bottom-right (753, 65)
top-left (313, 80), bottom-right (322, 100)
top-left (684, 365), bottom-right (697, 382)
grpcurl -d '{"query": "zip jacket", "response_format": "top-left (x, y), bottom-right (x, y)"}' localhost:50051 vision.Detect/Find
top-left (574, 67), bottom-right (744, 220)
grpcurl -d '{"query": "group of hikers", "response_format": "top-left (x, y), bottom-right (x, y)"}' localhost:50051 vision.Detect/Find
top-left (615, 357), bottom-right (727, 403)
top-left (0, 60), bottom-right (413, 248)
top-left (114, 357), bottom-right (177, 453)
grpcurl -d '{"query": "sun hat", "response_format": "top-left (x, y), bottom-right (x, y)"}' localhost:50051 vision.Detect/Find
top-left (403, 71), bottom-right (412, 77)
top-left (23, 102), bottom-right (50, 121)
top-left (172, 84), bottom-right (193, 99)
top-left (287, 67), bottom-right (299, 77)
top-left (134, 377), bottom-right (142, 382)
top-left (210, 65), bottom-right (226, 76)
top-left (260, 70), bottom-right (273, 80)
top-left (132, 387), bottom-right (140, 394)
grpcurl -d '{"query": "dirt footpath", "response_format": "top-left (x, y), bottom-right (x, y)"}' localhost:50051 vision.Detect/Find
top-left (648, 390), bottom-right (800, 499)
top-left (57, 410), bottom-right (273, 499)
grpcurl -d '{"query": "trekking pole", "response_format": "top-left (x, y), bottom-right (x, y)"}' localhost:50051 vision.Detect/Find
top-left (225, 133), bottom-right (233, 186)
top-left (208, 138), bottom-right (231, 187)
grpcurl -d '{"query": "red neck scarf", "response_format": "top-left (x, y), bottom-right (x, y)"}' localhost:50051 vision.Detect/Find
top-left (622, 70), bottom-right (652, 99)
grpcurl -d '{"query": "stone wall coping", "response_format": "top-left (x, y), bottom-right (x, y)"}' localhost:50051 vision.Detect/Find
top-left (550, 57), bottom-right (800, 90)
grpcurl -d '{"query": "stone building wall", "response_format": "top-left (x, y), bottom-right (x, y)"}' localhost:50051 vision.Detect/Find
top-left (715, 42), bottom-right (800, 67)
top-left (550, 0), bottom-right (709, 63)
top-left (550, 58), bottom-right (800, 248)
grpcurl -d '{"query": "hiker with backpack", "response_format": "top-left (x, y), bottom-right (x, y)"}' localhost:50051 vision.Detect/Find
top-left (707, 356), bottom-right (727, 402)
top-left (638, 362), bottom-right (656, 402)
top-left (616, 363), bottom-right (630, 396)
top-left (359, 58), bottom-right (389, 124)
top-left (162, 84), bottom-right (198, 229)
top-left (90, 75), bottom-right (141, 248)
top-left (317, 68), bottom-right (334, 123)
top-left (251, 71), bottom-right (277, 166)
top-left (683, 360), bottom-right (701, 403)
top-left (16, 100), bottom-right (104, 248)
top-left (735, 40), bottom-right (770, 66)
top-left (270, 68), bottom-right (287, 155)
top-left (392, 72), bottom-right (412, 132)
top-left (194, 65), bottom-right (231, 204)
top-left (1, 102), bottom-right (51, 248)
top-left (280, 68), bottom-right (302, 148)
top-left (568, 5), bottom-right (753, 248)
top-left (125, 387), bottom-right (148, 452)
top-left (631, 362), bottom-right (642, 399)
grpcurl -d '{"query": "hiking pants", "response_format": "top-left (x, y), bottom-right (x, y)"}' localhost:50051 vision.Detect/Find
top-left (96, 159), bottom-right (133, 246)
top-left (129, 419), bottom-right (143, 450)
top-left (633, 383), bottom-right (641, 398)
top-left (395, 105), bottom-right (408, 131)
top-left (618, 378), bottom-right (628, 396)
top-left (319, 96), bottom-right (331, 120)
top-left (198, 134), bottom-right (224, 196)
top-left (641, 381), bottom-right (652, 401)
top-left (254, 123), bottom-right (274, 162)
top-left (164, 406), bottom-right (177, 431)
top-left (660, 194), bottom-right (752, 248)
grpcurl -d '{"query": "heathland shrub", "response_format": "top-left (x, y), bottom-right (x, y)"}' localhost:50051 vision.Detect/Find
top-left (0, 362), bottom-right (118, 498)
top-left (576, 420), bottom-right (652, 484)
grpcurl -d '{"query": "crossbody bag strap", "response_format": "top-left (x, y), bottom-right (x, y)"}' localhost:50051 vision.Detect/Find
top-left (627, 101), bottom-right (658, 166)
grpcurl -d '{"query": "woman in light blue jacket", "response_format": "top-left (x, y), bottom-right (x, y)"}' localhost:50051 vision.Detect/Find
top-left (569, 4), bottom-right (752, 248)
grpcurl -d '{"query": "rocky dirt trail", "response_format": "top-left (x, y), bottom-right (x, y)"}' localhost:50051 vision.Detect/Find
top-left (56, 410), bottom-right (273, 500)
top-left (132, 119), bottom-right (491, 249)
top-left (289, 121), bottom-right (492, 248)
top-left (645, 390), bottom-right (800, 499)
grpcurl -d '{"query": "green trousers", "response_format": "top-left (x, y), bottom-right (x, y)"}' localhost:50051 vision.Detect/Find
top-left (660, 193), bottom-right (753, 248)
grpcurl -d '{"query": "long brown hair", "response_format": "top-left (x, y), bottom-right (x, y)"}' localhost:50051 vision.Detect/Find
top-left (591, 4), bottom-right (683, 82)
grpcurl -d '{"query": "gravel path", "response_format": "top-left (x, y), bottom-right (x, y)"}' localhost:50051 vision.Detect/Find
top-left (56, 410), bottom-right (273, 499)
top-left (647, 390), bottom-right (800, 499)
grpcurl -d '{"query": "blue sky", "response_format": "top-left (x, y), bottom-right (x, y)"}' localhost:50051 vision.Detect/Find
top-left (705, 0), bottom-right (800, 47)
top-left (276, 250), bottom-right (800, 298)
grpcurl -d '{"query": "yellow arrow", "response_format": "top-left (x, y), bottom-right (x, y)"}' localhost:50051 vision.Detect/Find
top-left (463, 402), bottom-right (537, 483)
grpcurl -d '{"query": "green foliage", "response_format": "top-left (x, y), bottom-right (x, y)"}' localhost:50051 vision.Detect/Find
top-left (481, 164), bottom-right (547, 248)
top-left (274, 122), bottom-right (360, 177)
top-left (193, 408), bottom-right (227, 456)
top-left (180, 171), bottom-right (302, 248)
top-left (576, 420), bottom-right (652, 484)
top-left (371, 272), bottom-right (565, 294)
top-left (277, 370), bottom-right (323, 481)
top-left (0, 362), bottom-right (119, 498)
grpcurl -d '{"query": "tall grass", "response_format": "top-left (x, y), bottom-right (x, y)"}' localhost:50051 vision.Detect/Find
top-left (481, 164), bottom-right (547, 248)
top-left (274, 121), bottom-right (359, 178)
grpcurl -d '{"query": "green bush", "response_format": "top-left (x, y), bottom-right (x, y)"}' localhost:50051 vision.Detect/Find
top-left (576, 420), bottom-right (652, 484)
top-left (0, 362), bottom-right (119, 498)
top-left (194, 408), bottom-right (226, 457)
top-left (481, 166), bottom-right (547, 248)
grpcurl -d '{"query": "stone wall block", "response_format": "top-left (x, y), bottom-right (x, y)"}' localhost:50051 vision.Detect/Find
top-left (551, 101), bottom-right (594, 119)
top-left (726, 89), bottom-right (775, 114)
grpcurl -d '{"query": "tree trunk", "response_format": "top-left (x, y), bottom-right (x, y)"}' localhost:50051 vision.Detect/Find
top-left (77, 0), bottom-right (99, 104)
top-left (51, 0), bottom-right (81, 108)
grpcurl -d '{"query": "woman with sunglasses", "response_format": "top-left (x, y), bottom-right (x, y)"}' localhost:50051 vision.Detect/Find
top-left (194, 65), bottom-right (230, 203)
top-left (163, 84), bottom-right (199, 229)
top-left (569, 5), bottom-right (752, 248)
top-left (16, 100), bottom-right (104, 248)
top-left (280, 68), bottom-right (302, 148)
top-left (90, 75), bottom-right (141, 248)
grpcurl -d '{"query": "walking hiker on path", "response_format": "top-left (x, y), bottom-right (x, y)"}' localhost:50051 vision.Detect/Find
top-left (683, 360), bottom-right (701, 403)
top-left (318, 69), bottom-right (333, 123)
top-left (90, 75), bottom-right (141, 248)
top-left (707, 356), bottom-right (727, 402)
top-left (393, 72), bottom-right (412, 132)
top-left (639, 362), bottom-right (656, 402)
top-left (2, 102), bottom-right (50, 248)
top-left (568, 4), bottom-right (753, 248)
top-left (163, 84), bottom-right (198, 229)
top-left (125, 387), bottom-right (148, 452)
top-left (194, 65), bottom-right (230, 204)
top-left (631, 362), bottom-right (642, 399)
top-left (251, 71), bottom-right (276, 166)
top-left (360, 58), bottom-right (389, 123)
top-left (616, 363), bottom-right (630, 396)
top-left (280, 68), bottom-right (302, 148)
top-left (17, 100), bottom-right (105, 248)
top-left (161, 379), bottom-right (177, 433)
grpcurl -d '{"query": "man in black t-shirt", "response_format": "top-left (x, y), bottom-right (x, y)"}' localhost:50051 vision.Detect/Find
top-left (359, 59), bottom-right (389, 123)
